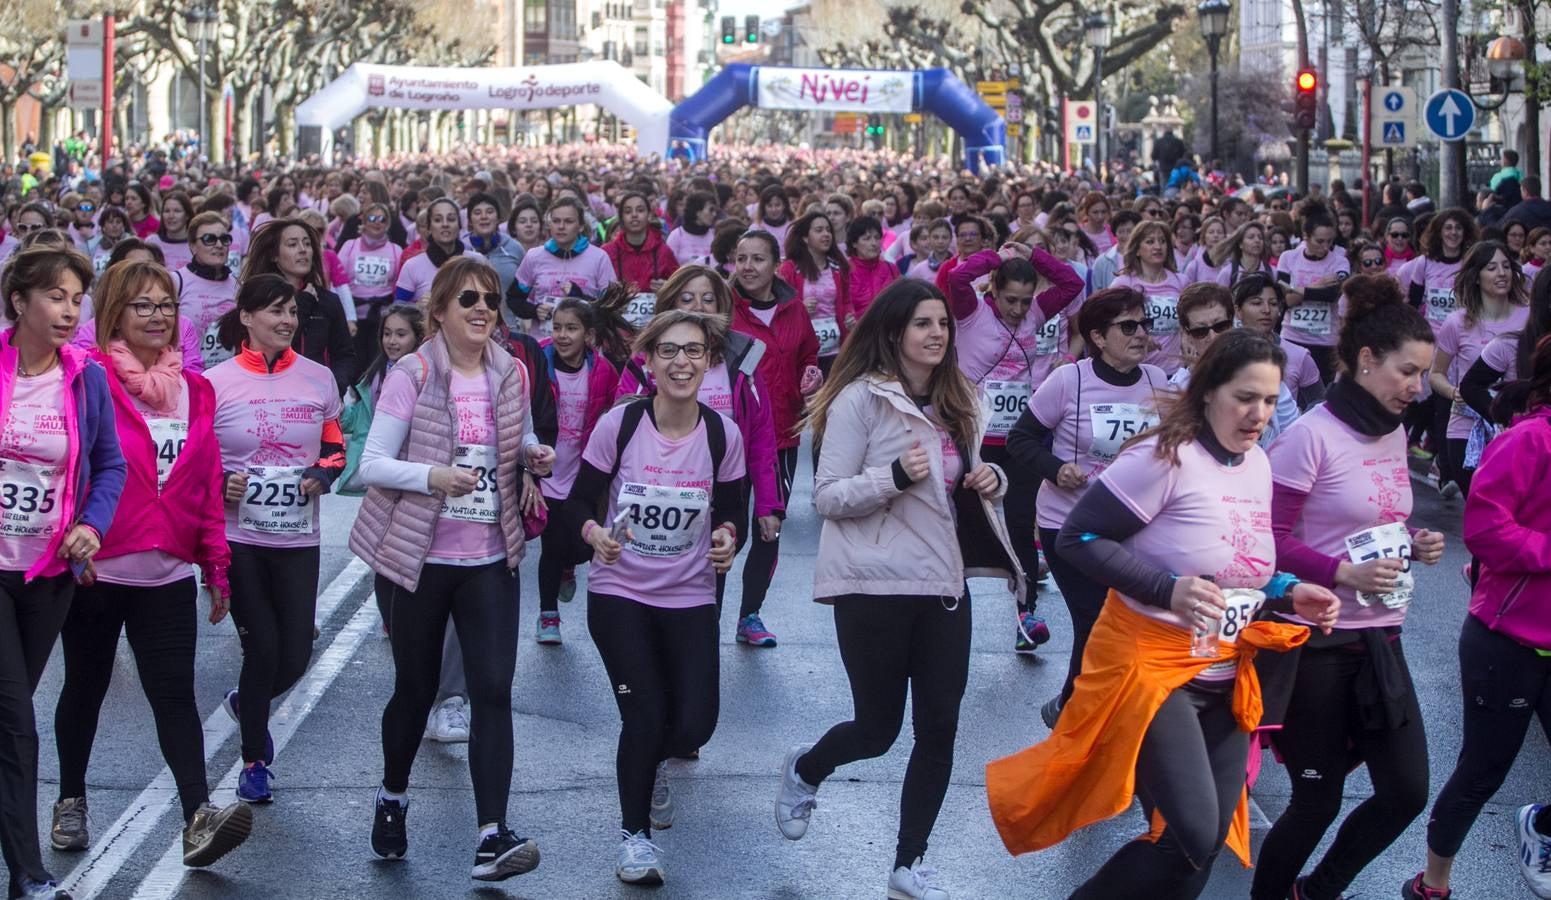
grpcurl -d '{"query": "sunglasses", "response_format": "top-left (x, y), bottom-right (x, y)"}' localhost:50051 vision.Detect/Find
top-left (1361, 257), bottom-right (1386, 268)
top-left (78, 203), bottom-right (95, 213)
top-left (197, 233), bottom-right (234, 246)
top-left (1110, 317), bottom-right (1154, 335)
top-left (365, 214), bottom-right (387, 223)
top-left (653, 341), bottom-right (707, 360)
top-left (1183, 319), bottom-right (1234, 339)
top-left (456, 290), bottom-right (501, 311)
top-left (1388, 231), bottom-right (1409, 239)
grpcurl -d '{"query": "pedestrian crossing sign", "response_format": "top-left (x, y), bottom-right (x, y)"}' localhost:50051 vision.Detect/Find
top-left (1383, 122), bottom-right (1405, 145)
top-left (1074, 124), bottom-right (1093, 143)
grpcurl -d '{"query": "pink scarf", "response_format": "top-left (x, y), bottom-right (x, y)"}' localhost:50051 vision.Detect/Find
top-left (107, 340), bottom-right (183, 413)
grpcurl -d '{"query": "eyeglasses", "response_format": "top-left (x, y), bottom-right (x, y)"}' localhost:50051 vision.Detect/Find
top-left (197, 233), bottom-right (234, 247)
top-left (365, 214), bottom-right (386, 223)
top-left (1110, 317), bottom-right (1154, 335)
top-left (653, 341), bottom-right (707, 360)
top-left (78, 203), bottom-right (95, 213)
top-left (127, 300), bottom-right (179, 318)
top-left (1183, 319), bottom-right (1234, 339)
top-left (1388, 230), bottom-right (1410, 239)
top-left (14, 223), bottom-right (45, 234)
top-left (1361, 256), bottom-right (1386, 268)
top-left (456, 290), bottom-right (500, 311)
top-left (1143, 208), bottom-right (1165, 218)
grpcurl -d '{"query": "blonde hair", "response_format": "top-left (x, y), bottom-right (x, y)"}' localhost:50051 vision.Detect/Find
top-left (93, 260), bottom-right (181, 350)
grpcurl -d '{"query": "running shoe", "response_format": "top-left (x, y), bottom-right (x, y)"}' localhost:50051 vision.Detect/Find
top-left (559, 568), bottom-right (576, 603)
top-left (221, 689), bottom-right (274, 765)
top-left (650, 761), bottom-right (675, 830)
top-left (1289, 876), bottom-right (1343, 899)
top-left (1040, 694), bottom-right (1064, 730)
top-left (888, 857), bottom-right (950, 899)
top-left (1441, 480), bottom-right (1462, 500)
top-left (1015, 612), bottom-right (1050, 654)
top-left (1401, 872), bottom-right (1452, 899)
top-left (616, 829), bottom-right (665, 885)
top-left (775, 744), bottom-right (819, 840)
top-left (535, 612), bottom-right (562, 645)
top-left (1035, 550), bottom-right (1051, 583)
top-left (182, 801), bottom-right (253, 867)
top-left (235, 762), bottom-right (273, 804)
top-left (471, 828), bottom-right (540, 881)
top-left (426, 696), bottom-right (470, 743)
top-left (736, 613), bottom-right (777, 647)
top-left (50, 797), bottom-right (88, 851)
top-left (14, 876), bottom-right (71, 899)
top-left (1518, 803), bottom-right (1551, 898)
top-left (370, 793), bottom-right (408, 860)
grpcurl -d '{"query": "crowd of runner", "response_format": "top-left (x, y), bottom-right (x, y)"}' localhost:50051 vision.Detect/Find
top-left (0, 144), bottom-right (1548, 900)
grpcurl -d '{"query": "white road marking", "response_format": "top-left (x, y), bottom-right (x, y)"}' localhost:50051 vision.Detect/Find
top-left (62, 558), bottom-right (371, 899)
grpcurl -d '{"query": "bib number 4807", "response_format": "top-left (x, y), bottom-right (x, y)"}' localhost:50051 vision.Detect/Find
top-left (627, 502), bottom-right (700, 532)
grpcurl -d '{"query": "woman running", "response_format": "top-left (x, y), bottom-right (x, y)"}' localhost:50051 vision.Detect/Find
top-left (666, 191), bottom-right (718, 267)
top-left (338, 202), bottom-right (406, 365)
top-left (846, 215), bottom-right (900, 321)
top-left (240, 217), bottom-right (357, 394)
top-left (564, 309), bottom-right (744, 885)
top-left (394, 198), bottom-right (468, 305)
top-left (177, 211), bottom-right (241, 369)
top-left (779, 211), bottom-right (851, 371)
top-left (1395, 208), bottom-right (1478, 336)
top-left (1112, 220), bottom-right (1189, 374)
top-left (147, 192), bottom-right (195, 271)
top-left (603, 191), bottom-right (678, 295)
top-left (1209, 222), bottom-right (1275, 287)
top-left (508, 196), bottom-right (617, 340)
top-left (1233, 274), bottom-right (1326, 410)
top-left (1253, 274), bottom-right (1443, 900)
top-left (776, 279), bottom-right (1023, 900)
top-left (1459, 265), bottom-right (1551, 422)
top-left (1277, 204), bottom-right (1350, 383)
top-left (51, 260), bottom-right (254, 869)
top-left (465, 191), bottom-right (525, 300)
top-left (986, 330), bottom-right (1340, 899)
top-left (0, 247), bottom-right (125, 900)
top-left (125, 182), bottom-right (159, 239)
top-left (752, 186), bottom-right (793, 249)
top-left (339, 305), bottom-right (426, 499)
top-left (207, 274), bottom-right (346, 805)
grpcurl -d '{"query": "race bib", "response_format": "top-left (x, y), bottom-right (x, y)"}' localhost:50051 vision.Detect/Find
top-left (813, 316), bottom-right (841, 356)
top-left (201, 320), bottom-right (235, 368)
top-left (1344, 521), bottom-right (1414, 609)
top-left (984, 379), bottom-right (1031, 437)
top-left (1201, 588), bottom-right (1269, 675)
top-left (226, 250), bottom-right (243, 272)
top-left (1088, 402), bottom-right (1157, 462)
top-left (1289, 301), bottom-right (1332, 336)
top-left (0, 459), bottom-right (62, 540)
top-left (623, 293), bottom-right (658, 328)
top-left (1144, 295), bottom-right (1179, 334)
top-left (1035, 316), bottom-right (1061, 356)
top-left (239, 466), bottom-right (314, 536)
top-left (616, 482), bottom-right (709, 559)
top-left (146, 418), bottom-right (188, 489)
top-left (1424, 287), bottom-right (1455, 326)
top-left (441, 444), bottom-right (500, 524)
top-left (353, 254), bottom-right (391, 288)
top-left (93, 252), bottom-right (111, 275)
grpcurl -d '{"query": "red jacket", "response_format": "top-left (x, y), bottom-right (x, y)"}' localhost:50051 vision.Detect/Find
top-left (778, 258), bottom-right (853, 337)
top-left (540, 343), bottom-right (619, 450)
top-left (732, 279), bottom-right (819, 449)
top-left (603, 228), bottom-right (679, 294)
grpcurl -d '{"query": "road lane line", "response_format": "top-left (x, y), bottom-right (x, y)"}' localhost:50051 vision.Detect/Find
top-left (62, 558), bottom-right (370, 899)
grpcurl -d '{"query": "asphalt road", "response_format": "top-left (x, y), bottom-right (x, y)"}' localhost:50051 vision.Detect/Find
top-left (27, 446), bottom-right (1548, 899)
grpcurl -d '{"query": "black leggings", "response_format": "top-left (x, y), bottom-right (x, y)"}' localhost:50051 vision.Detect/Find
top-left (587, 592), bottom-right (719, 836)
top-left (1427, 615), bottom-right (1551, 858)
top-left (738, 445), bottom-right (797, 619)
top-left (227, 542), bottom-right (320, 764)
top-left (55, 578), bottom-right (209, 823)
top-left (0, 570), bottom-right (73, 894)
top-left (1251, 639), bottom-right (1429, 899)
top-left (983, 444), bottom-right (1041, 612)
top-left (1303, 344), bottom-right (1337, 385)
top-left (1072, 682), bottom-right (1248, 899)
top-left (1040, 526), bottom-right (1109, 703)
top-left (1444, 437), bottom-right (1475, 497)
top-left (378, 563), bottom-right (518, 828)
top-left (795, 593), bottom-right (971, 871)
top-left (538, 507), bottom-right (584, 614)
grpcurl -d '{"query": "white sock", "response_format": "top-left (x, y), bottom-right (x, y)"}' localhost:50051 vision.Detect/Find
top-left (479, 823), bottom-right (500, 839)
top-left (377, 787), bottom-right (407, 804)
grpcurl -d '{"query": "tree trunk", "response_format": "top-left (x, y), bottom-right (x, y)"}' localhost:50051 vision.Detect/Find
top-left (38, 105), bottom-right (55, 151)
top-left (206, 92), bottom-right (225, 163)
top-left (1519, 0), bottom-right (1541, 179)
top-left (276, 102), bottom-right (295, 158)
top-left (0, 99), bottom-right (15, 164)
top-left (232, 86), bottom-right (253, 163)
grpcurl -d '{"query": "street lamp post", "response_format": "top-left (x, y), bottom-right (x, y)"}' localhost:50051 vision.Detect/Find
top-left (184, 6), bottom-right (217, 161)
top-left (1197, 0), bottom-right (1230, 165)
top-left (1085, 13), bottom-right (1111, 178)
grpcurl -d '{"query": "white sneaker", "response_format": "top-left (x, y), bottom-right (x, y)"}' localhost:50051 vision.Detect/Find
top-left (426, 697), bottom-right (470, 743)
top-left (775, 744), bottom-right (818, 840)
top-left (1518, 804), bottom-right (1551, 898)
top-left (616, 829), bottom-right (665, 885)
top-left (649, 761), bottom-right (674, 830)
top-left (887, 857), bottom-right (950, 900)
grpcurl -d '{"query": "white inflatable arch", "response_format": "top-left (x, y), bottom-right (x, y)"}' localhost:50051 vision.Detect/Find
top-left (295, 62), bottom-right (673, 158)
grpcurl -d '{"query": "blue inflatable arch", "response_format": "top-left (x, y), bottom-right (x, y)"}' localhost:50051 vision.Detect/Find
top-left (669, 64), bottom-right (1006, 172)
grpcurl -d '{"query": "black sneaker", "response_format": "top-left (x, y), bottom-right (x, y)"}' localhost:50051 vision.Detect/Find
top-left (371, 794), bottom-right (408, 860)
top-left (471, 828), bottom-right (540, 881)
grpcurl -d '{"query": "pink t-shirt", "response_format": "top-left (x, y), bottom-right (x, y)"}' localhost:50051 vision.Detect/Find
top-left (1281, 339), bottom-right (1323, 399)
top-left (376, 367), bottom-right (505, 561)
top-left (955, 296), bottom-right (1052, 388)
top-left (1437, 305), bottom-right (1531, 438)
top-left (1084, 227), bottom-right (1116, 255)
top-left (393, 252), bottom-right (441, 303)
top-left (148, 235), bottom-right (193, 271)
top-left (906, 256), bottom-right (946, 283)
top-left (932, 419), bottom-right (962, 507)
top-left (0, 367), bottom-right (69, 572)
top-left (1182, 253), bottom-right (1225, 285)
top-left (697, 360), bottom-right (735, 415)
top-left (1479, 332), bottom-right (1519, 380)
top-left (1111, 271), bottom-right (1189, 374)
top-left (1276, 245), bottom-right (1350, 348)
top-left (545, 365), bottom-right (590, 500)
top-left (1269, 404), bottom-right (1411, 628)
top-left (1030, 359), bottom-right (1169, 530)
top-left (207, 354), bottom-right (342, 547)
top-left (338, 237), bottom-right (404, 302)
top-left (666, 228), bottom-right (714, 267)
top-left (1394, 255), bottom-right (1463, 333)
top-left (94, 387), bottom-right (195, 587)
top-left (176, 266), bottom-right (239, 369)
top-left (514, 245), bottom-right (617, 338)
top-left (582, 405), bottom-right (746, 608)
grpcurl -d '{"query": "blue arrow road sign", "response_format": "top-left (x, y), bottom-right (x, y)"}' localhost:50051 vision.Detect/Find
top-left (1384, 91), bottom-right (1405, 112)
top-left (1383, 122), bottom-right (1405, 144)
top-left (1424, 89), bottom-right (1475, 141)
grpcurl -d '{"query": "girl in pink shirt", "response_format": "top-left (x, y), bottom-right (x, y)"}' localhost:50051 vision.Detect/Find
top-left (845, 216), bottom-right (900, 322)
top-left (1276, 206), bottom-right (1349, 381)
top-left (779, 211), bottom-right (851, 368)
top-left (1395, 209), bottom-right (1477, 336)
top-left (666, 191), bottom-right (717, 267)
top-left (177, 212), bottom-right (242, 369)
top-left (1112, 221), bottom-right (1190, 375)
top-left (146, 192), bottom-right (195, 272)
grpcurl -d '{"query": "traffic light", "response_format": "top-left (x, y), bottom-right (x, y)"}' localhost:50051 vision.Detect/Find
top-left (1294, 69), bottom-right (1318, 130)
top-left (866, 115), bottom-right (883, 136)
top-left (745, 15), bottom-right (759, 43)
top-left (721, 16), bottom-right (735, 45)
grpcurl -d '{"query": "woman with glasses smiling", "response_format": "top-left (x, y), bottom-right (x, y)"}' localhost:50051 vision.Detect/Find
top-left (338, 202), bottom-right (405, 364)
top-left (176, 211), bottom-right (240, 369)
top-left (1112, 220), bottom-right (1189, 374)
top-left (1380, 217), bottom-right (1417, 267)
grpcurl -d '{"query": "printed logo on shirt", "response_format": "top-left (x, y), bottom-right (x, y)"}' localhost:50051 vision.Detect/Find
top-left (615, 683), bottom-right (631, 695)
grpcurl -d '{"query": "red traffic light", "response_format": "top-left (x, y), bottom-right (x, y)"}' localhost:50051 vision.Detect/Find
top-left (1296, 70), bottom-right (1317, 92)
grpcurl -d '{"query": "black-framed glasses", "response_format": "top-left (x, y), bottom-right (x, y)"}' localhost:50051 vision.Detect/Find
top-left (127, 300), bottom-right (179, 318)
top-left (1361, 256), bottom-right (1387, 268)
top-left (456, 290), bottom-right (500, 311)
top-left (1143, 208), bottom-right (1165, 218)
top-left (1110, 317), bottom-right (1154, 335)
top-left (197, 233), bottom-right (234, 247)
top-left (653, 341), bottom-right (707, 360)
top-left (1183, 319), bottom-right (1234, 339)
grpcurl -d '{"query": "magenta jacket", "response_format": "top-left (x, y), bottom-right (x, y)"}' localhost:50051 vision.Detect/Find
top-left (539, 342), bottom-right (619, 452)
top-left (846, 255), bottom-right (899, 320)
top-left (90, 351), bottom-right (230, 597)
top-left (1463, 405), bottom-right (1551, 650)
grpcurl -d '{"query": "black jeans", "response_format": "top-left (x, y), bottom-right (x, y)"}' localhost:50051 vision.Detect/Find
top-left (379, 563), bottom-right (518, 828)
top-left (55, 577), bottom-right (209, 823)
top-left (588, 592), bottom-right (719, 836)
top-left (796, 592), bottom-right (971, 871)
top-left (1427, 615), bottom-right (1551, 858)
top-left (738, 445), bottom-right (797, 619)
top-left (983, 443), bottom-right (1041, 612)
top-left (1040, 526), bottom-right (1110, 703)
top-left (0, 570), bottom-right (73, 895)
top-left (1072, 682), bottom-right (1248, 900)
top-left (227, 542), bottom-right (320, 764)
top-left (1252, 638), bottom-right (1429, 900)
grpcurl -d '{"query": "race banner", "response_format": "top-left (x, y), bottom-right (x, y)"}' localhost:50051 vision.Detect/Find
top-left (754, 67), bottom-right (914, 114)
